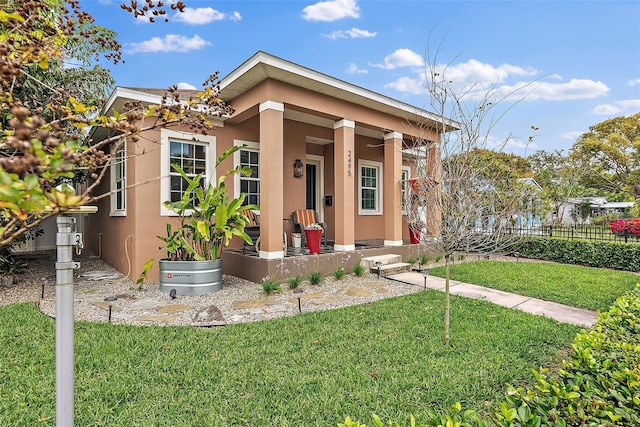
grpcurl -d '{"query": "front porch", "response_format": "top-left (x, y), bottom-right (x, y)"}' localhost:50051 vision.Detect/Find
top-left (223, 240), bottom-right (431, 283)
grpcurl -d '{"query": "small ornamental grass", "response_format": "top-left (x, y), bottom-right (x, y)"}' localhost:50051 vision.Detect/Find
top-left (286, 275), bottom-right (303, 289)
top-left (261, 277), bottom-right (282, 295)
top-left (307, 270), bottom-right (323, 285)
top-left (332, 266), bottom-right (346, 280)
top-left (352, 262), bottom-right (366, 276)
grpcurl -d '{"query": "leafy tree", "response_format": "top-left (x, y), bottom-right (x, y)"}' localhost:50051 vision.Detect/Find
top-left (527, 149), bottom-right (588, 225)
top-left (569, 113), bottom-right (640, 200)
top-left (0, 0), bottom-right (231, 246)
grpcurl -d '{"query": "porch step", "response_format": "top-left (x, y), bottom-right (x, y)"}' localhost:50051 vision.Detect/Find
top-left (361, 254), bottom-right (402, 270)
top-left (375, 262), bottom-right (412, 276)
top-left (361, 254), bottom-right (411, 276)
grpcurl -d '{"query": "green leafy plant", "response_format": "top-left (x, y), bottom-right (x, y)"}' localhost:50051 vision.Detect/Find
top-left (307, 271), bottom-right (323, 285)
top-left (333, 267), bottom-right (346, 280)
top-left (406, 257), bottom-right (417, 265)
top-left (286, 275), bottom-right (303, 289)
top-left (352, 262), bottom-right (366, 277)
top-left (420, 254), bottom-right (429, 265)
top-left (434, 255), bottom-right (442, 262)
top-left (261, 278), bottom-right (281, 296)
top-left (138, 146), bottom-right (258, 285)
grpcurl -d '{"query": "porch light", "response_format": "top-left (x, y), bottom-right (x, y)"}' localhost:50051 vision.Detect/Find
top-left (293, 159), bottom-right (304, 178)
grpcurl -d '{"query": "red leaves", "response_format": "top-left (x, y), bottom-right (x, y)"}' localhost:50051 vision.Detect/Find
top-left (608, 218), bottom-right (640, 237)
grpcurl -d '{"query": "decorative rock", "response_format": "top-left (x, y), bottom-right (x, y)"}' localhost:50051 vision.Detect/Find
top-left (192, 305), bottom-right (226, 326)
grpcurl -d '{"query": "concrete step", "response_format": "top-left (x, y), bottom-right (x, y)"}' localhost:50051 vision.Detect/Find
top-left (361, 254), bottom-right (402, 270)
top-left (371, 262), bottom-right (412, 276)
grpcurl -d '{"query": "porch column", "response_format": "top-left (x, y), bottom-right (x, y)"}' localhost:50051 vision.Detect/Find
top-left (258, 101), bottom-right (285, 259)
top-left (426, 142), bottom-right (442, 237)
top-left (383, 132), bottom-right (403, 246)
top-left (333, 119), bottom-right (355, 251)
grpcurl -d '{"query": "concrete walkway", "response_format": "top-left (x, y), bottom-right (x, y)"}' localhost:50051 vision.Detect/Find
top-left (387, 272), bottom-right (598, 327)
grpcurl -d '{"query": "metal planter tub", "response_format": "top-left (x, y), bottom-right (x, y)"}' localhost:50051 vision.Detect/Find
top-left (158, 259), bottom-right (222, 295)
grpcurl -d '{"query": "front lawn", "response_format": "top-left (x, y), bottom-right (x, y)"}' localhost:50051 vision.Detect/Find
top-left (0, 289), bottom-right (578, 426)
top-left (429, 260), bottom-right (638, 312)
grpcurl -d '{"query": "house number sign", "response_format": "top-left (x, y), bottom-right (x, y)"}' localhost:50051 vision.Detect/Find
top-left (347, 150), bottom-right (352, 176)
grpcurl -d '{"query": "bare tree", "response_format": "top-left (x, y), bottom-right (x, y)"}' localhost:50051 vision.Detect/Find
top-left (404, 40), bottom-right (536, 345)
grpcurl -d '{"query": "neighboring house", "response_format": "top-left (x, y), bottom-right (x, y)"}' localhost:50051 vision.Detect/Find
top-left (554, 197), bottom-right (634, 225)
top-left (85, 51), bottom-right (449, 282)
top-left (514, 177), bottom-right (542, 228)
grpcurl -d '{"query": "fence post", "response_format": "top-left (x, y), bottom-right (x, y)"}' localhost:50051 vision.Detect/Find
top-left (625, 229), bottom-right (629, 244)
top-left (549, 225), bottom-right (552, 237)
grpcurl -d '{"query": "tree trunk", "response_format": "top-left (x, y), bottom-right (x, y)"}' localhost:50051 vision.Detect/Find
top-left (444, 256), bottom-right (450, 345)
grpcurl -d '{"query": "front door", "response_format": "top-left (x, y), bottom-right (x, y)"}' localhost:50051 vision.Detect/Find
top-left (305, 155), bottom-right (324, 221)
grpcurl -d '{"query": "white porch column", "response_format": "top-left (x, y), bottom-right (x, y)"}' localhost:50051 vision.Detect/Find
top-left (384, 131), bottom-right (403, 246)
top-left (258, 101), bottom-right (285, 259)
top-left (334, 119), bottom-right (356, 251)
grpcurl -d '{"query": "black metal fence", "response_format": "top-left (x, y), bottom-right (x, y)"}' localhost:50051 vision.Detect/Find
top-left (506, 224), bottom-right (640, 244)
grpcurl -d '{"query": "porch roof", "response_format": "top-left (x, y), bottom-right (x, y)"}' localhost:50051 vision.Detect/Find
top-left (219, 51), bottom-right (459, 131)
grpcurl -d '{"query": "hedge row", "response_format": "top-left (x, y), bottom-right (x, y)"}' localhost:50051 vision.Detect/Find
top-left (512, 238), bottom-right (640, 272)
top-left (340, 284), bottom-right (640, 427)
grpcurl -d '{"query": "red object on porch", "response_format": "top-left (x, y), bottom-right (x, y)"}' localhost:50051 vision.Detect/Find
top-left (409, 227), bottom-right (421, 244)
top-left (304, 229), bottom-right (322, 254)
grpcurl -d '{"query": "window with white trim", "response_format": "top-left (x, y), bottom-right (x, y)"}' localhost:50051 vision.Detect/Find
top-left (160, 129), bottom-right (216, 216)
top-left (169, 140), bottom-right (207, 203)
top-left (234, 140), bottom-right (260, 207)
top-left (110, 145), bottom-right (126, 216)
top-left (358, 159), bottom-right (383, 215)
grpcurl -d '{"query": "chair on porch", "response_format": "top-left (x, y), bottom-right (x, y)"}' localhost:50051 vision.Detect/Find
top-left (292, 209), bottom-right (327, 249)
top-left (241, 209), bottom-right (260, 254)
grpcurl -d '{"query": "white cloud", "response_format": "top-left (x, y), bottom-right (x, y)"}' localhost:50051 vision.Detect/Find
top-left (562, 131), bottom-right (584, 140)
top-left (346, 63), bottom-right (368, 74)
top-left (371, 48), bottom-right (424, 70)
top-left (325, 27), bottom-right (376, 40)
top-left (434, 59), bottom-right (537, 89)
top-left (302, 0), bottom-right (360, 22)
top-left (591, 99), bottom-right (640, 115)
top-left (126, 34), bottom-right (210, 53)
top-left (385, 76), bottom-right (424, 94)
top-left (174, 7), bottom-right (241, 25)
top-left (627, 78), bottom-right (640, 87)
top-left (513, 79), bottom-right (609, 101)
top-left (176, 82), bottom-right (197, 90)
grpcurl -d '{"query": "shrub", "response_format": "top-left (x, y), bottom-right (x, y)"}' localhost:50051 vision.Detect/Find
top-left (514, 238), bottom-right (640, 272)
top-left (406, 256), bottom-right (417, 265)
top-left (332, 267), bottom-right (346, 280)
top-left (352, 263), bottom-right (366, 277)
top-left (420, 253), bottom-right (430, 265)
top-left (307, 271), bottom-right (323, 285)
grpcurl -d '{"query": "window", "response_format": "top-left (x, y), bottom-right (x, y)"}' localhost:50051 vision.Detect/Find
top-left (401, 166), bottom-right (411, 214)
top-left (110, 145), bottom-right (126, 216)
top-left (234, 140), bottom-right (260, 207)
top-left (169, 140), bottom-right (207, 203)
top-left (160, 129), bottom-right (216, 216)
top-left (358, 159), bottom-right (383, 215)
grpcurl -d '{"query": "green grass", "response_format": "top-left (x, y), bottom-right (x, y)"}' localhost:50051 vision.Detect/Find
top-left (430, 260), bottom-right (639, 312)
top-left (0, 293), bottom-right (578, 426)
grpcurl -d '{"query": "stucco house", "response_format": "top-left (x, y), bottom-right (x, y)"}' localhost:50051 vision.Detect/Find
top-left (85, 51), bottom-right (449, 283)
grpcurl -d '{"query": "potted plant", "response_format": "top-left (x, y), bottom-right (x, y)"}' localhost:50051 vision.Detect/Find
top-left (408, 219), bottom-right (423, 244)
top-left (0, 247), bottom-right (26, 286)
top-left (138, 146), bottom-right (258, 294)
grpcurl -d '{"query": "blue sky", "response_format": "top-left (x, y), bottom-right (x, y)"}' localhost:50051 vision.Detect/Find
top-left (84, 0), bottom-right (640, 156)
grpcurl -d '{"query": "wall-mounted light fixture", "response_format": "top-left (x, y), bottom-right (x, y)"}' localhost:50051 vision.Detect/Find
top-left (293, 159), bottom-right (304, 178)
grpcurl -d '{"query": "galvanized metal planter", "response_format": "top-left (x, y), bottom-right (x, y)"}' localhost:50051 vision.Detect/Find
top-left (158, 259), bottom-right (222, 295)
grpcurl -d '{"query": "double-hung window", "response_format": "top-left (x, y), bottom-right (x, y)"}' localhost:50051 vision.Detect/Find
top-left (235, 140), bottom-right (260, 206)
top-left (160, 129), bottom-right (216, 216)
top-left (169, 140), bottom-right (207, 203)
top-left (110, 145), bottom-right (126, 216)
top-left (358, 159), bottom-right (383, 215)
